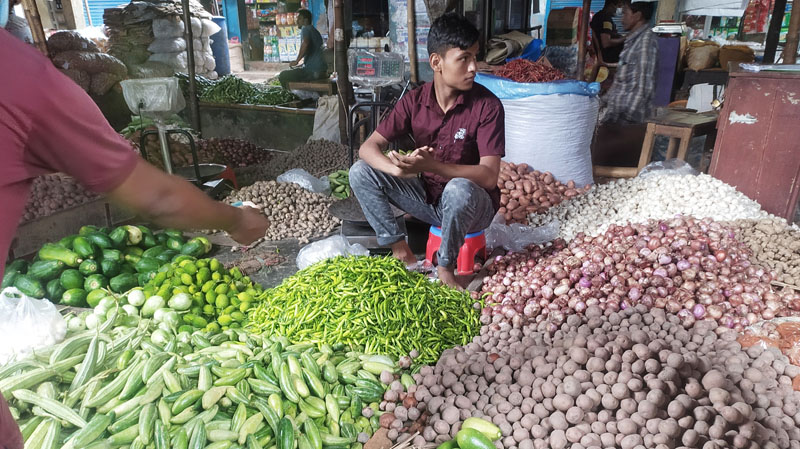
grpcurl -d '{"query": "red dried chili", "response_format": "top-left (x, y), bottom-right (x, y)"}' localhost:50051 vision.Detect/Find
top-left (494, 59), bottom-right (567, 83)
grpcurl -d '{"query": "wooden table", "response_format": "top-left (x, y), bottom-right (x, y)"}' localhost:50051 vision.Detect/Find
top-left (594, 110), bottom-right (719, 178)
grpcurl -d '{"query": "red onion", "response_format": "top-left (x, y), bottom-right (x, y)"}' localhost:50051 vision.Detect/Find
top-left (692, 304), bottom-right (706, 319)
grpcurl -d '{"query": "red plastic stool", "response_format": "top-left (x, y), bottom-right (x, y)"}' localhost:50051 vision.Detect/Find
top-left (425, 226), bottom-right (487, 275)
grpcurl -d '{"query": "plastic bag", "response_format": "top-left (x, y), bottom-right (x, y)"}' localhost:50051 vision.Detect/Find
top-left (147, 51), bottom-right (188, 71)
top-left (296, 235), bottom-right (369, 269)
top-left (309, 95), bottom-right (340, 143)
top-left (277, 168), bottom-right (330, 194)
top-left (638, 159), bottom-right (700, 178)
top-left (148, 37), bottom-right (187, 53)
top-left (475, 72), bottom-right (600, 100)
top-left (485, 215), bottom-right (560, 252)
top-left (152, 17), bottom-right (185, 38)
top-left (201, 19), bottom-right (222, 38)
top-left (0, 287), bottom-right (67, 365)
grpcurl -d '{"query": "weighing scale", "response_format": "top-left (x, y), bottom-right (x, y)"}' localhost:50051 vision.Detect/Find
top-left (120, 78), bottom-right (230, 197)
top-left (328, 50), bottom-right (411, 250)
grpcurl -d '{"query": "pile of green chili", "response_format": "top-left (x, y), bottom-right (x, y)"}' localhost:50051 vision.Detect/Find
top-left (248, 256), bottom-right (482, 364)
top-left (198, 75), bottom-right (298, 106)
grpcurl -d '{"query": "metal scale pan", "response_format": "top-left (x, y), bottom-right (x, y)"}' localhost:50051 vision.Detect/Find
top-left (328, 196), bottom-right (407, 249)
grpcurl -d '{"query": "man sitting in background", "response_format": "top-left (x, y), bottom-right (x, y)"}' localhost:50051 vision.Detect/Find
top-left (600, 1), bottom-right (658, 124)
top-left (590, 0), bottom-right (626, 63)
top-left (278, 9), bottom-right (326, 89)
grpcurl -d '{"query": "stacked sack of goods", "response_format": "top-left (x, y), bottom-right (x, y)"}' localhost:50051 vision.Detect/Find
top-left (47, 31), bottom-right (128, 96)
top-left (104, 0), bottom-right (218, 79)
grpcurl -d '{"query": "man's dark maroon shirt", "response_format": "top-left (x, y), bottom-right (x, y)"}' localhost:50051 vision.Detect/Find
top-left (375, 80), bottom-right (505, 210)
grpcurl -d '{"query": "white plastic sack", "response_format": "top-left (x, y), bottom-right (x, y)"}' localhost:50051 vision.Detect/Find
top-left (277, 168), bottom-right (331, 194)
top-left (152, 17), bottom-right (185, 38)
top-left (296, 235), bottom-right (369, 269)
top-left (0, 287), bottom-right (67, 365)
top-left (201, 19), bottom-right (221, 38)
top-left (501, 93), bottom-right (597, 187)
top-left (148, 51), bottom-right (188, 70)
top-left (485, 215), bottom-right (560, 252)
top-left (148, 37), bottom-right (187, 54)
top-left (309, 95), bottom-right (341, 143)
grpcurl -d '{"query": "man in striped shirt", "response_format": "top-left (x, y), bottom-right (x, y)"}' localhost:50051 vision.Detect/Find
top-left (599, 1), bottom-right (659, 124)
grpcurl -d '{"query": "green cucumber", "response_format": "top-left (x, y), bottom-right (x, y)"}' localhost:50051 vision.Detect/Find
top-left (136, 257), bottom-right (161, 274)
top-left (101, 259), bottom-right (122, 278)
top-left (79, 259), bottom-right (100, 276)
top-left (166, 236), bottom-right (185, 251)
top-left (60, 269), bottom-right (85, 290)
top-left (455, 428), bottom-right (495, 449)
top-left (84, 274), bottom-right (108, 291)
top-left (38, 243), bottom-right (81, 267)
top-left (61, 289), bottom-right (88, 307)
top-left (85, 232), bottom-right (114, 249)
top-left (72, 236), bottom-right (98, 259)
top-left (86, 289), bottom-right (107, 308)
top-left (109, 273), bottom-right (138, 294)
top-left (46, 279), bottom-right (65, 302)
top-left (28, 260), bottom-right (65, 281)
top-left (102, 249), bottom-right (124, 263)
top-left (14, 275), bottom-right (45, 298)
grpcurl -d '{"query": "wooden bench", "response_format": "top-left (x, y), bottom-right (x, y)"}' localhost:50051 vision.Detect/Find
top-left (286, 79), bottom-right (336, 95)
top-left (593, 110), bottom-right (719, 178)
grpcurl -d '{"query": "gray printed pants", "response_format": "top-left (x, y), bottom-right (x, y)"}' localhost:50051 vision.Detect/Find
top-left (349, 160), bottom-right (495, 268)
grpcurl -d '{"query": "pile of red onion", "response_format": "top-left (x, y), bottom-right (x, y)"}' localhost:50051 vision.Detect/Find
top-left (477, 216), bottom-right (800, 332)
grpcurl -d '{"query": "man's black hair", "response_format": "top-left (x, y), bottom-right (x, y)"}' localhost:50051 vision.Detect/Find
top-left (427, 12), bottom-right (480, 57)
top-left (629, 2), bottom-right (654, 21)
top-left (298, 9), bottom-right (312, 23)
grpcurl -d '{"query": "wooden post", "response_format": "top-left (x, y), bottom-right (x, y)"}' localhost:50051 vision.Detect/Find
top-left (334, 0), bottom-right (353, 143)
top-left (575, 0), bottom-right (591, 80)
top-left (19, 0), bottom-right (48, 56)
top-left (764, 0), bottom-right (787, 63)
top-left (181, 0), bottom-right (202, 133)
top-left (784, 0), bottom-right (800, 64)
top-left (408, 0), bottom-right (418, 83)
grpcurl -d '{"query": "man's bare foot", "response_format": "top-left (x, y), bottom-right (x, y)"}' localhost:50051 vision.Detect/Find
top-left (437, 266), bottom-right (463, 290)
top-left (390, 240), bottom-right (417, 266)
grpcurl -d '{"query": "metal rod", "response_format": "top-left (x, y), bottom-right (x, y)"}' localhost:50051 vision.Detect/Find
top-left (576, 0), bottom-right (591, 81)
top-left (764, 0), bottom-right (787, 64)
top-left (20, 0), bottom-right (48, 56)
top-left (784, 0), bottom-right (800, 64)
top-left (182, 0), bottom-right (202, 133)
top-left (408, 0), bottom-right (418, 83)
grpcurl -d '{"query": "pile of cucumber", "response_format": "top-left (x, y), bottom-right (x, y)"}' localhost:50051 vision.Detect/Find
top-left (328, 171), bottom-right (351, 200)
top-left (2, 225), bottom-right (212, 307)
top-left (3, 315), bottom-right (395, 449)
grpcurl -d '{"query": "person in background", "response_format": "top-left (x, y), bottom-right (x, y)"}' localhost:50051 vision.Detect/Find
top-left (278, 9), bottom-right (326, 89)
top-left (590, 0), bottom-right (626, 63)
top-left (2, 0), bottom-right (32, 44)
top-left (600, 1), bottom-right (658, 124)
top-left (349, 13), bottom-right (504, 289)
top-left (0, 27), bottom-right (270, 447)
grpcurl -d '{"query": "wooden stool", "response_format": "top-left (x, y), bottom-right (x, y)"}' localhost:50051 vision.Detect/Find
top-left (594, 111), bottom-right (719, 178)
top-left (286, 78), bottom-right (336, 95)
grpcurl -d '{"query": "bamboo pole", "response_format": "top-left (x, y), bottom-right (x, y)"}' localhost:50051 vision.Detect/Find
top-left (19, 0), bottom-right (48, 55)
top-left (408, 0), bottom-right (418, 83)
top-left (576, 0), bottom-right (591, 81)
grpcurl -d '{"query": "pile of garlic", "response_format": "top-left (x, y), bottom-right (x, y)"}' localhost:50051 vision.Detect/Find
top-left (528, 174), bottom-right (769, 241)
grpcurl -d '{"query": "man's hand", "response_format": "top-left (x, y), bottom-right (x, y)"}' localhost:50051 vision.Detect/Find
top-left (227, 207), bottom-right (270, 245)
top-left (387, 146), bottom-right (438, 177)
top-left (289, 60), bottom-right (298, 68)
top-left (386, 151), bottom-right (421, 178)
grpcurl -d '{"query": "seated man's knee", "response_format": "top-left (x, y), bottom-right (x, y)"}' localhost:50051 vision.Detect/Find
top-left (441, 178), bottom-right (476, 208)
top-left (348, 160), bottom-right (372, 187)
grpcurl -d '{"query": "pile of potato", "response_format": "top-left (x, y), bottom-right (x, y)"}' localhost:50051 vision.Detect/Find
top-left (498, 162), bottom-right (589, 224)
top-left (225, 180), bottom-right (340, 244)
top-left (382, 305), bottom-right (800, 449)
top-left (22, 174), bottom-right (98, 223)
top-left (729, 218), bottom-right (800, 288)
top-left (233, 140), bottom-right (352, 186)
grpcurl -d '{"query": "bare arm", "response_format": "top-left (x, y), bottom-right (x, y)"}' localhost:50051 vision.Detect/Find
top-left (600, 33), bottom-right (625, 48)
top-left (292, 39), bottom-right (310, 67)
top-left (394, 147), bottom-right (501, 191)
top-left (108, 159), bottom-right (269, 244)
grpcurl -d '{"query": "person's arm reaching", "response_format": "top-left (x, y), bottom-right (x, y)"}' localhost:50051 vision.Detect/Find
top-left (108, 159), bottom-right (268, 245)
top-left (600, 33), bottom-right (625, 49)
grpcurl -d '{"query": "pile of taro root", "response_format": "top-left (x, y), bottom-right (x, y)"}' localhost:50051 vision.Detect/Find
top-left (379, 306), bottom-right (800, 449)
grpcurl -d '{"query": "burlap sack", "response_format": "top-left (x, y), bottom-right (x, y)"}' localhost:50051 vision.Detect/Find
top-left (52, 51), bottom-right (128, 77)
top-left (719, 45), bottom-right (755, 69)
top-left (48, 31), bottom-right (99, 56)
top-left (686, 41), bottom-right (720, 71)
